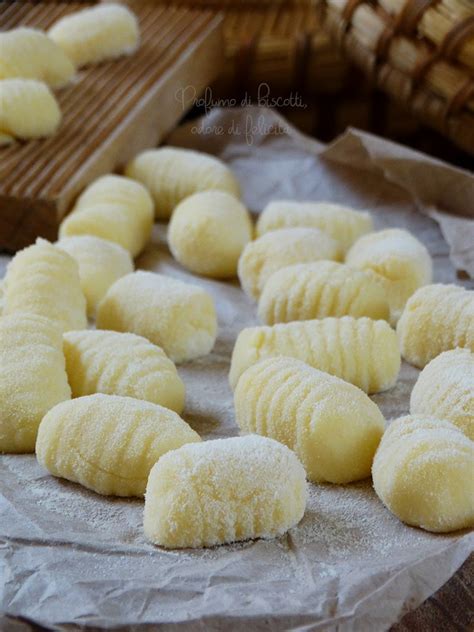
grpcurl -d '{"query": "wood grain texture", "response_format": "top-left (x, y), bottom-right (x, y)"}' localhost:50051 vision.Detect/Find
top-left (0, 1), bottom-right (224, 252)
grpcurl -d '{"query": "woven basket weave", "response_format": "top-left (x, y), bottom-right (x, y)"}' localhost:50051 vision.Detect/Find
top-left (148, 1), bottom-right (349, 97)
top-left (324, 0), bottom-right (474, 154)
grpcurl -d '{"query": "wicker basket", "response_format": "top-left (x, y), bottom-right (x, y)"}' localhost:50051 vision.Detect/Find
top-left (324, 0), bottom-right (474, 154)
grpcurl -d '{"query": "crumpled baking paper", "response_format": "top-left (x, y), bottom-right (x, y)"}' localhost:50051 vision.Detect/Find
top-left (0, 107), bottom-right (473, 631)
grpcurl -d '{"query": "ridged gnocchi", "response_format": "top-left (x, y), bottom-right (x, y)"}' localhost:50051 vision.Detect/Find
top-left (0, 27), bottom-right (75, 87)
top-left (256, 201), bottom-right (373, 252)
top-left (58, 236), bottom-right (133, 316)
top-left (4, 238), bottom-right (87, 332)
top-left (0, 78), bottom-right (61, 143)
top-left (59, 175), bottom-right (154, 257)
top-left (346, 228), bottom-right (432, 321)
top-left (144, 435), bottom-right (307, 548)
top-left (258, 261), bottom-right (390, 325)
top-left (234, 357), bottom-right (386, 483)
top-left (397, 284), bottom-right (474, 368)
top-left (125, 147), bottom-right (240, 219)
top-left (63, 330), bottom-right (185, 414)
top-left (410, 349), bottom-right (473, 440)
top-left (168, 191), bottom-right (253, 278)
top-left (0, 313), bottom-right (71, 453)
top-left (96, 271), bottom-right (217, 363)
top-left (36, 394), bottom-right (200, 497)
top-left (230, 316), bottom-right (400, 394)
top-left (372, 415), bottom-right (474, 533)
top-left (48, 3), bottom-right (139, 67)
top-left (238, 227), bottom-right (342, 300)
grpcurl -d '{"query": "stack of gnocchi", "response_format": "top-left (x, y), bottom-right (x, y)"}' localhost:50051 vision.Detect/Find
top-left (0, 4), bottom-right (139, 145)
top-left (0, 140), bottom-right (473, 550)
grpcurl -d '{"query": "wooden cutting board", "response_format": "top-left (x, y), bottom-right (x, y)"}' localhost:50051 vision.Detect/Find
top-left (0, 1), bottom-right (224, 252)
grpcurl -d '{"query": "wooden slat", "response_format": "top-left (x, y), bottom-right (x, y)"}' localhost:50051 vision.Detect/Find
top-left (0, 1), bottom-right (224, 251)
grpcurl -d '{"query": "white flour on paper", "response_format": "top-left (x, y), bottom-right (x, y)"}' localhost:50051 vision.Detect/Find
top-left (0, 107), bottom-right (473, 631)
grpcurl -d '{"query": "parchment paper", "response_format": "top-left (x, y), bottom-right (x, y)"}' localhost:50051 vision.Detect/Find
top-left (0, 107), bottom-right (473, 631)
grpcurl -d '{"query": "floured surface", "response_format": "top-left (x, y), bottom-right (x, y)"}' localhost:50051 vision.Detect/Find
top-left (0, 108), bottom-right (473, 630)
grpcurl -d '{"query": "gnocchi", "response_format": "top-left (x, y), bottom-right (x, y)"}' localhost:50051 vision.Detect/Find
top-left (125, 147), bottom-right (240, 219)
top-left (346, 228), bottom-right (432, 322)
top-left (230, 316), bottom-right (400, 394)
top-left (256, 201), bottom-right (373, 252)
top-left (96, 271), bottom-right (217, 363)
top-left (58, 236), bottom-right (133, 316)
top-left (410, 349), bottom-right (473, 440)
top-left (36, 394), bottom-right (200, 497)
top-left (234, 356), bottom-right (386, 484)
top-left (59, 175), bottom-right (154, 257)
top-left (48, 3), bottom-right (139, 67)
top-left (0, 78), bottom-right (61, 143)
top-left (397, 284), bottom-right (474, 368)
top-left (0, 313), bottom-right (71, 453)
top-left (257, 261), bottom-right (390, 325)
top-left (168, 191), bottom-right (253, 278)
top-left (63, 330), bottom-right (185, 414)
top-left (4, 238), bottom-right (87, 332)
top-left (144, 435), bottom-right (307, 548)
top-left (238, 227), bottom-right (342, 300)
top-left (372, 415), bottom-right (474, 533)
top-left (0, 27), bottom-right (75, 87)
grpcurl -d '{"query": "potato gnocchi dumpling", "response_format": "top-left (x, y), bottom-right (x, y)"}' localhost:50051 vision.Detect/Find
top-left (168, 191), bottom-right (253, 278)
top-left (58, 236), bottom-right (133, 316)
top-left (59, 175), bottom-right (154, 257)
top-left (0, 27), bottom-right (75, 87)
top-left (96, 271), bottom-right (217, 363)
top-left (48, 3), bottom-right (139, 67)
top-left (63, 330), bottom-right (185, 414)
top-left (0, 313), bottom-right (71, 453)
top-left (0, 78), bottom-right (61, 143)
top-left (125, 147), bottom-right (240, 219)
top-left (397, 284), bottom-right (474, 368)
top-left (372, 415), bottom-right (474, 533)
top-left (144, 435), bottom-right (307, 548)
top-left (410, 349), bottom-right (473, 440)
top-left (36, 394), bottom-right (200, 497)
top-left (256, 201), bottom-right (373, 252)
top-left (346, 228), bottom-right (432, 322)
top-left (234, 357), bottom-right (386, 483)
top-left (4, 238), bottom-right (87, 332)
top-left (230, 316), bottom-right (400, 394)
top-left (238, 227), bottom-right (342, 300)
top-left (0, 280), bottom-right (4, 314)
top-left (258, 261), bottom-right (390, 325)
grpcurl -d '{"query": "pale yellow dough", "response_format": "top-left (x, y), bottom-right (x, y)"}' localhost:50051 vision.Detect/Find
top-left (397, 284), bottom-right (474, 368)
top-left (258, 261), bottom-right (390, 325)
top-left (0, 78), bottom-right (61, 143)
top-left (0, 313), bottom-right (71, 453)
top-left (4, 238), bottom-right (87, 332)
top-left (238, 227), bottom-right (342, 300)
top-left (410, 349), bottom-right (473, 440)
top-left (57, 236), bottom-right (133, 316)
top-left (234, 357), bottom-right (386, 483)
top-left (168, 191), bottom-right (253, 278)
top-left (372, 415), bottom-right (474, 533)
top-left (36, 394), bottom-right (200, 497)
top-left (96, 271), bottom-right (217, 363)
top-left (230, 316), bottom-right (400, 394)
top-left (125, 147), bottom-right (240, 219)
top-left (48, 3), bottom-right (139, 68)
top-left (0, 27), bottom-right (75, 87)
top-left (63, 330), bottom-right (185, 414)
top-left (59, 175), bottom-right (154, 257)
top-left (144, 435), bottom-right (307, 548)
top-left (346, 228), bottom-right (432, 322)
top-left (256, 201), bottom-right (373, 252)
